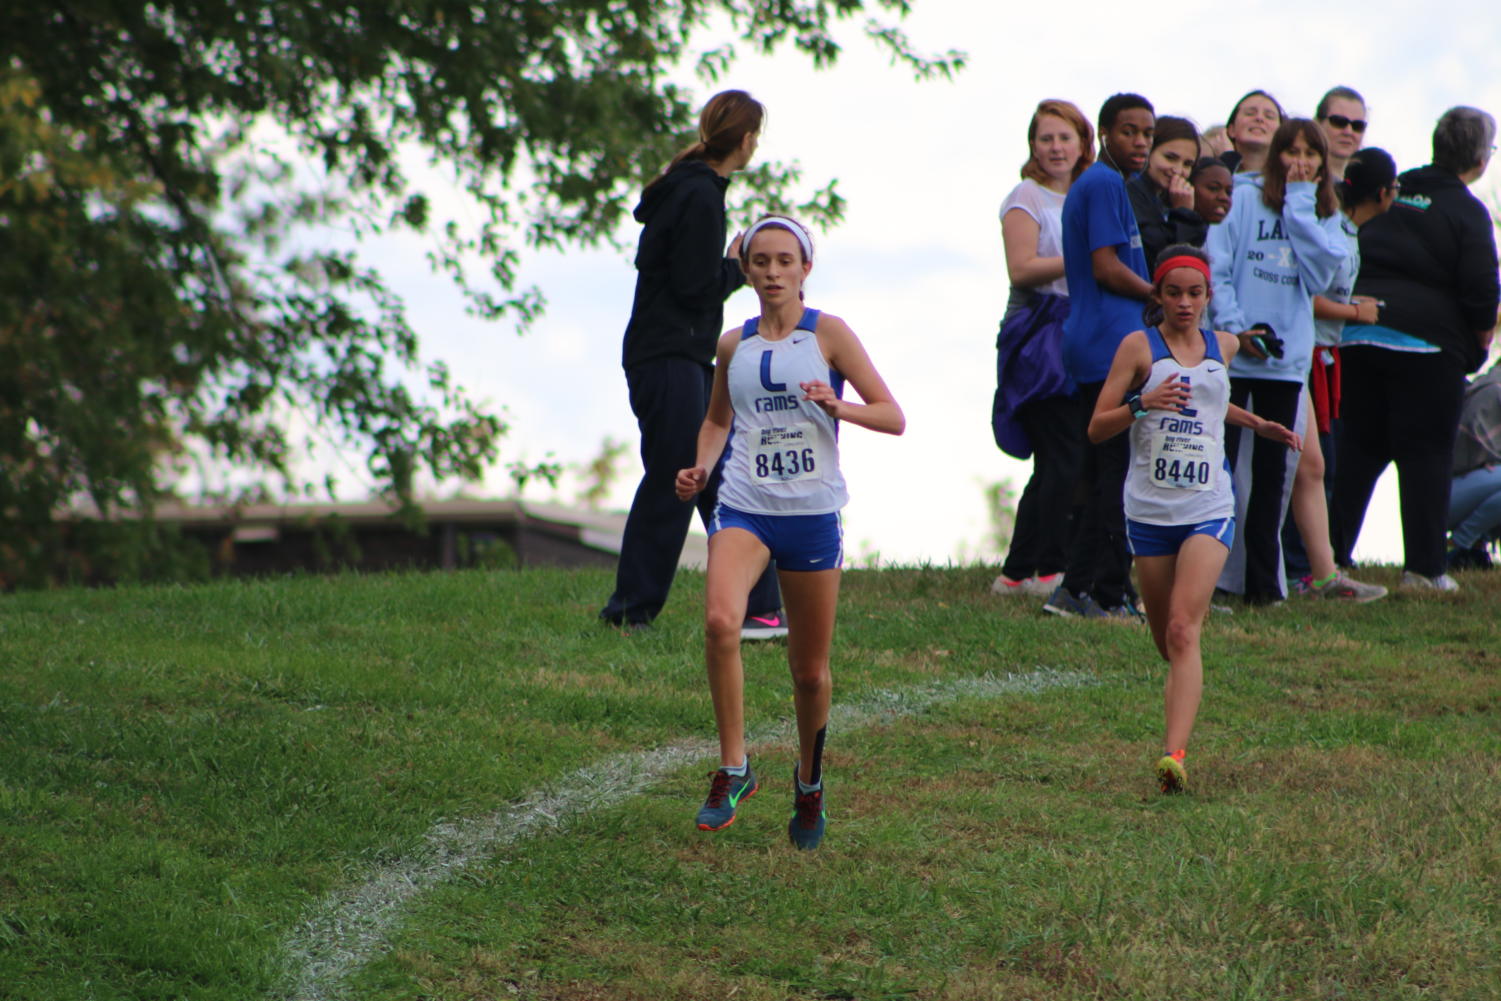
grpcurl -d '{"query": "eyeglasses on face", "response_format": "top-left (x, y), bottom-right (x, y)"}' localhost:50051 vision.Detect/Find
top-left (1324, 114), bottom-right (1368, 133)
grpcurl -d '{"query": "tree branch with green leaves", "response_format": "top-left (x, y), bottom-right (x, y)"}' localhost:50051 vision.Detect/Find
top-left (0, 1), bottom-right (963, 586)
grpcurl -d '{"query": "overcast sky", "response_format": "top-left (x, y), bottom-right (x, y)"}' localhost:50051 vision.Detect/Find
top-left (356, 0), bottom-right (1501, 567)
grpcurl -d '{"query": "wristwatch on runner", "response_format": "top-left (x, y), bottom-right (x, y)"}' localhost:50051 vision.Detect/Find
top-left (1124, 389), bottom-right (1149, 420)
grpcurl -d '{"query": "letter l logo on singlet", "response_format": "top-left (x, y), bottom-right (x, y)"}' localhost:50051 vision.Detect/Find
top-left (760, 350), bottom-right (786, 392)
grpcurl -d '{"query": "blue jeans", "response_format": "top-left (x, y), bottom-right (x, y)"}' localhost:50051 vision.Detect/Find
top-left (1448, 464), bottom-right (1501, 549)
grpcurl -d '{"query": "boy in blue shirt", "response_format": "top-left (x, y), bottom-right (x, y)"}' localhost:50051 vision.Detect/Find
top-left (1044, 93), bottom-right (1156, 618)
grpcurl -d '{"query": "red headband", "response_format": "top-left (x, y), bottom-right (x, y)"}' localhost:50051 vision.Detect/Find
top-left (1153, 255), bottom-right (1211, 284)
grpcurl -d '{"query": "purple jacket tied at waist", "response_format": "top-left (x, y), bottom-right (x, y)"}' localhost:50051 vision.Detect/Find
top-left (992, 292), bottom-right (1074, 459)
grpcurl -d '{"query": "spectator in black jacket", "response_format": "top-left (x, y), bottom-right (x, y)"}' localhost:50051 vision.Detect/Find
top-left (1127, 116), bottom-right (1209, 269)
top-left (601, 90), bottom-right (786, 634)
top-left (1331, 106), bottom-right (1501, 591)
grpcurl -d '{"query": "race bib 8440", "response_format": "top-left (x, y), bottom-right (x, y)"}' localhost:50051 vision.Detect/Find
top-left (1148, 432), bottom-right (1214, 491)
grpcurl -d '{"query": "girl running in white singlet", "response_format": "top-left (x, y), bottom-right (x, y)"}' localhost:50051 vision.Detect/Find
top-left (1088, 244), bottom-right (1300, 793)
top-left (676, 215), bottom-right (904, 850)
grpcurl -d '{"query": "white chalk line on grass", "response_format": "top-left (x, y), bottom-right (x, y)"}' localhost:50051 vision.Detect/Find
top-left (277, 667), bottom-right (1093, 1000)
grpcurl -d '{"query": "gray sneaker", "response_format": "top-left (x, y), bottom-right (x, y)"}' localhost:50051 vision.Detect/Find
top-left (1313, 571), bottom-right (1388, 603)
top-left (1400, 571), bottom-right (1460, 593)
top-left (991, 572), bottom-right (1062, 598)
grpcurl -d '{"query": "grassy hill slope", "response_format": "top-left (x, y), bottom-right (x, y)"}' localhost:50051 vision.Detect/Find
top-left (2, 566), bottom-right (1498, 1000)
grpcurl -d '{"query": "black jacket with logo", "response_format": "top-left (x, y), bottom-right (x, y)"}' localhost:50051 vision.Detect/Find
top-left (621, 161), bottom-right (745, 369)
top-left (1354, 164), bottom-right (1500, 372)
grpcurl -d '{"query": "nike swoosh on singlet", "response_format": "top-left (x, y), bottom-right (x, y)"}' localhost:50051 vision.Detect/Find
top-left (1206, 366), bottom-right (1222, 372)
top-left (792, 337), bottom-right (809, 344)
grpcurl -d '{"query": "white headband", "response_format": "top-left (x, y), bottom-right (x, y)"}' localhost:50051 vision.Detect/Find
top-left (743, 216), bottom-right (813, 263)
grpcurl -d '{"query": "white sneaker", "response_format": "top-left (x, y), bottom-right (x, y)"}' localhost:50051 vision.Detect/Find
top-left (1400, 571), bottom-right (1460, 593)
top-left (990, 572), bottom-right (1061, 598)
top-left (1314, 571), bottom-right (1388, 603)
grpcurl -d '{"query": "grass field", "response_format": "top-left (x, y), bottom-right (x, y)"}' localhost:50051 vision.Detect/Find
top-left (2, 565), bottom-right (1499, 1000)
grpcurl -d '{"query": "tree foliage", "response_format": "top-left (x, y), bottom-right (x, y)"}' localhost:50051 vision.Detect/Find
top-left (0, 1), bottom-right (961, 586)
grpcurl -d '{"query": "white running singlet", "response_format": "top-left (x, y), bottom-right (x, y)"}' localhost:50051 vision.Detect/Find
top-left (1125, 327), bottom-right (1234, 526)
top-left (718, 308), bottom-right (849, 516)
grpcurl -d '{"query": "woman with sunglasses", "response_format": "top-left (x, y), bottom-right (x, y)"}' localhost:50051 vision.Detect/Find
top-left (1279, 91), bottom-right (1378, 596)
top-left (1316, 86), bottom-right (1369, 182)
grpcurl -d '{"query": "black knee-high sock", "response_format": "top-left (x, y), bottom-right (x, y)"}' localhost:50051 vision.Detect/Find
top-left (806, 725), bottom-right (826, 787)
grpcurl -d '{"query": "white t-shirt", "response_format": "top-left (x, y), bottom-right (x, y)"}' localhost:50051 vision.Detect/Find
top-left (1000, 178), bottom-right (1069, 301)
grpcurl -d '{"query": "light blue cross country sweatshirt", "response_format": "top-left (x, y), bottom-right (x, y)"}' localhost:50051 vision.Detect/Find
top-left (1207, 179), bottom-right (1346, 383)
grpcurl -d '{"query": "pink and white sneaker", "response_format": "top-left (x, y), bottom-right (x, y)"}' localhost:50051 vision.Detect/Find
top-left (741, 610), bottom-right (789, 640)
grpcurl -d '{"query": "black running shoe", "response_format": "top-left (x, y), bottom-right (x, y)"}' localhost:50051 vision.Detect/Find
top-left (787, 770), bottom-right (826, 850)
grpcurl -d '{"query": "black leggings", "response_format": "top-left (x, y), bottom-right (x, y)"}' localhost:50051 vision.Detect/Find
top-left (1061, 381), bottom-right (1132, 608)
top-left (1225, 378), bottom-right (1303, 602)
top-left (1000, 393), bottom-right (1084, 580)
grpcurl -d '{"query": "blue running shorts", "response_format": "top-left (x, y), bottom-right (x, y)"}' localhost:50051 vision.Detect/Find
top-left (710, 504), bottom-right (844, 572)
top-left (1126, 517), bottom-right (1235, 557)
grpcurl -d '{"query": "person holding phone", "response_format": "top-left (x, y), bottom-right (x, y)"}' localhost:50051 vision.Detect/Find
top-left (1206, 119), bottom-right (1347, 604)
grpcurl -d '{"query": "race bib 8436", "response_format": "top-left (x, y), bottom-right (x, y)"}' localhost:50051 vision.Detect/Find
top-left (752, 425), bottom-right (821, 483)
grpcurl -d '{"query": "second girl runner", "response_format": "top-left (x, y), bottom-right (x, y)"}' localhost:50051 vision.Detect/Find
top-left (1088, 245), bottom-right (1300, 793)
top-left (676, 215), bottom-right (905, 848)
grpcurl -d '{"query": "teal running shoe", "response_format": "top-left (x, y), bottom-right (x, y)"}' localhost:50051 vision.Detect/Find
top-left (787, 771), bottom-right (826, 850)
top-left (696, 762), bottom-right (758, 831)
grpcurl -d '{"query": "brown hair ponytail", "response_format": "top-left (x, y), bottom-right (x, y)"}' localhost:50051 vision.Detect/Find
top-left (644, 90), bottom-right (766, 198)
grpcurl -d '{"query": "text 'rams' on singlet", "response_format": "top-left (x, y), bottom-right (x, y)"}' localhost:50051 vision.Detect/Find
top-left (1125, 327), bottom-right (1235, 526)
top-left (718, 307), bottom-right (850, 516)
